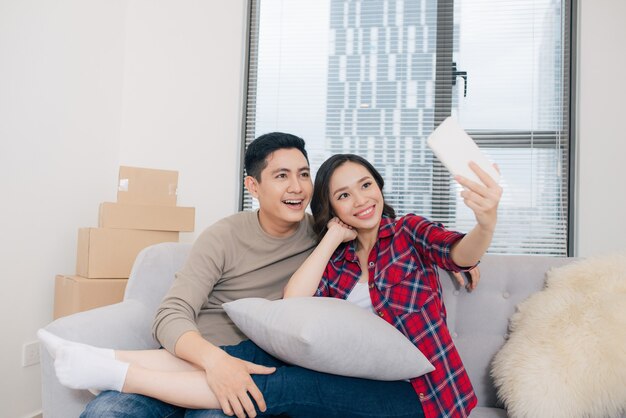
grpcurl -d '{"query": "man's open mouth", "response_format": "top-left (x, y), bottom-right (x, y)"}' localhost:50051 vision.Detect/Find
top-left (283, 199), bottom-right (304, 208)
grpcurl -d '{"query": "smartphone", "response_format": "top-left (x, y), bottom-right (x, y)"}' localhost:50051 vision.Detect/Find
top-left (426, 116), bottom-right (500, 185)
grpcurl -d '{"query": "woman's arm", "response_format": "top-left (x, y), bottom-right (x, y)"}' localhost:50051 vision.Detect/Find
top-left (283, 219), bottom-right (356, 298)
top-left (451, 162), bottom-right (502, 267)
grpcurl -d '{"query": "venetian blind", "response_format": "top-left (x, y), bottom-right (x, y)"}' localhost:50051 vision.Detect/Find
top-left (242, 0), bottom-right (572, 256)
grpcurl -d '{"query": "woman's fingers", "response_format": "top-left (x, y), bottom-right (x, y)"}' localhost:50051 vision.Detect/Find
top-left (467, 267), bottom-right (481, 290)
top-left (468, 161), bottom-right (499, 188)
top-left (451, 268), bottom-right (480, 291)
top-left (451, 271), bottom-right (465, 287)
top-left (455, 162), bottom-right (502, 197)
top-left (462, 198), bottom-right (482, 214)
top-left (460, 189), bottom-right (496, 211)
top-left (328, 217), bottom-right (352, 229)
top-left (457, 163), bottom-right (502, 211)
top-left (326, 217), bottom-right (357, 242)
top-left (455, 174), bottom-right (487, 196)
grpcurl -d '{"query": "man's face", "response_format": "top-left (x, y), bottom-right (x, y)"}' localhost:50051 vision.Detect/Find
top-left (246, 148), bottom-right (312, 233)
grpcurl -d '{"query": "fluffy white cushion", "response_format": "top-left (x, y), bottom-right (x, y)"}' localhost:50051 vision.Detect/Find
top-left (223, 297), bottom-right (434, 381)
top-left (491, 252), bottom-right (626, 418)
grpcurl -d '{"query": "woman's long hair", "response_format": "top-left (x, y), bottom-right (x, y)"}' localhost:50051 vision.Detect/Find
top-left (311, 154), bottom-right (395, 242)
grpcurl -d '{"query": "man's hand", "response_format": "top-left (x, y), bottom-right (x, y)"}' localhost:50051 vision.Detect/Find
top-left (203, 349), bottom-right (276, 418)
top-left (451, 267), bottom-right (481, 291)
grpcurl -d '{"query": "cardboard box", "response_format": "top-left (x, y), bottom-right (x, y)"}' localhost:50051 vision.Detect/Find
top-left (76, 228), bottom-right (179, 278)
top-left (99, 202), bottom-right (195, 232)
top-left (54, 275), bottom-right (128, 319)
top-left (117, 166), bottom-right (178, 206)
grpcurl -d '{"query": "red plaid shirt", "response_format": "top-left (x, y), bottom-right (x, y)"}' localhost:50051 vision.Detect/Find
top-left (315, 214), bottom-right (477, 418)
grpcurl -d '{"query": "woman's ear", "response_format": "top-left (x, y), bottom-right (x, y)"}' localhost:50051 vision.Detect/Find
top-left (244, 176), bottom-right (259, 199)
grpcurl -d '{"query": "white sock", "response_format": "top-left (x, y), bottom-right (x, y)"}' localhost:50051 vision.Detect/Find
top-left (37, 329), bottom-right (114, 360)
top-left (55, 345), bottom-right (129, 392)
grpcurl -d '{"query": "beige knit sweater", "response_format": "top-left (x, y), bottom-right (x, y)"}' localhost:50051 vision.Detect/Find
top-left (153, 210), bottom-right (316, 352)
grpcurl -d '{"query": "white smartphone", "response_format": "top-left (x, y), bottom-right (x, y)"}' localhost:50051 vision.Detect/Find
top-left (426, 116), bottom-right (500, 185)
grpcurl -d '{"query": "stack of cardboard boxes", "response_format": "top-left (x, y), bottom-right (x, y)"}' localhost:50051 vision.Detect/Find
top-left (54, 166), bottom-right (195, 319)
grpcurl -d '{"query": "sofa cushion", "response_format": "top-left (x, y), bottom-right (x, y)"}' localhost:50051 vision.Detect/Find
top-left (223, 296), bottom-right (434, 380)
top-left (438, 255), bottom-right (574, 408)
top-left (468, 407), bottom-right (508, 418)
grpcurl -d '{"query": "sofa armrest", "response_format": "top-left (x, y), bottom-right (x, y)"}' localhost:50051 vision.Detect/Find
top-left (41, 299), bottom-right (159, 418)
top-left (41, 242), bottom-right (192, 417)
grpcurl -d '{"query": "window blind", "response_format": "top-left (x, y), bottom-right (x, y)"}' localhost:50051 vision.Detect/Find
top-left (242, 0), bottom-right (572, 256)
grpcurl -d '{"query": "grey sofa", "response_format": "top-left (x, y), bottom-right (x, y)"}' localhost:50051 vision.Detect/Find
top-left (41, 242), bottom-right (575, 417)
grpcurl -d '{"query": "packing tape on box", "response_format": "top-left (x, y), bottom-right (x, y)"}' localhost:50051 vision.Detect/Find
top-left (118, 178), bottom-right (129, 192)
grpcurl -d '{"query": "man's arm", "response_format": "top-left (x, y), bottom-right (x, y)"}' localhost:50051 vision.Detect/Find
top-left (152, 226), bottom-right (221, 353)
top-left (152, 224), bottom-right (272, 418)
top-left (174, 331), bottom-right (274, 418)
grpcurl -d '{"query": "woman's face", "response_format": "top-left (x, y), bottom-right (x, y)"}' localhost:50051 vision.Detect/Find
top-left (328, 161), bottom-right (384, 233)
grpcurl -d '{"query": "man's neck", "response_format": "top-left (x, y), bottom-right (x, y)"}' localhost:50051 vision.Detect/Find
top-left (257, 210), bottom-right (300, 238)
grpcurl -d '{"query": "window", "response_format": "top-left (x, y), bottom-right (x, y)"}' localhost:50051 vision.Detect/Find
top-left (242, 0), bottom-right (572, 256)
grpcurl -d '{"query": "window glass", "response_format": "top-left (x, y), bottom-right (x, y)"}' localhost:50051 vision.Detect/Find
top-left (243, 0), bottom-right (571, 256)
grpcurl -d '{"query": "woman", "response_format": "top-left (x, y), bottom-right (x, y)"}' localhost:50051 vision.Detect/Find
top-left (40, 153), bottom-right (501, 418)
top-left (284, 154), bottom-right (501, 418)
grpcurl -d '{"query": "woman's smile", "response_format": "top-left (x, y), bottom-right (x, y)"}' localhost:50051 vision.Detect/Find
top-left (354, 205), bottom-right (376, 219)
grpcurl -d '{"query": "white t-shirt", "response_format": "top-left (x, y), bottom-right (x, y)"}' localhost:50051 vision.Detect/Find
top-left (346, 282), bottom-right (374, 312)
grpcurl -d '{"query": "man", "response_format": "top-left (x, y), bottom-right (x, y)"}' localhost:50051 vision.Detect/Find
top-left (81, 132), bottom-right (317, 417)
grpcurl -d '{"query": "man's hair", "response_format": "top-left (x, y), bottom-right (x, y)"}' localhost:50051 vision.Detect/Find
top-left (244, 132), bottom-right (309, 181)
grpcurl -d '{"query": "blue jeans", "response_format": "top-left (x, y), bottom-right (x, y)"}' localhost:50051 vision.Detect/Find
top-left (82, 341), bottom-right (424, 418)
top-left (81, 390), bottom-right (185, 418)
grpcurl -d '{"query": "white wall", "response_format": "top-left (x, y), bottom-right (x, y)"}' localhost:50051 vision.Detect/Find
top-left (0, 0), bottom-right (624, 416)
top-left (575, 0), bottom-right (626, 256)
top-left (0, 1), bottom-right (246, 416)
top-left (118, 0), bottom-right (246, 234)
top-left (0, 1), bottom-right (127, 416)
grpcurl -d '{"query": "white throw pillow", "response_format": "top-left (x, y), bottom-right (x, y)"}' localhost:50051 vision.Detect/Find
top-left (223, 296), bottom-right (434, 381)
